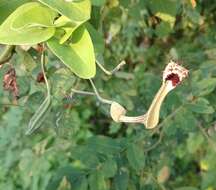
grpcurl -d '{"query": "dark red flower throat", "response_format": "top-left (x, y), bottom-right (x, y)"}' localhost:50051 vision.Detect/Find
top-left (165, 73), bottom-right (180, 87)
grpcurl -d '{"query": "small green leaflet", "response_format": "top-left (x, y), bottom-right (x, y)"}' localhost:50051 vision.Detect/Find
top-left (114, 169), bottom-right (129, 190)
top-left (187, 98), bottom-right (214, 114)
top-left (89, 171), bottom-right (107, 190)
top-left (126, 143), bottom-right (145, 171)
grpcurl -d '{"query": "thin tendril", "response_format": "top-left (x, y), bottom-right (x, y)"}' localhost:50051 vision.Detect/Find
top-left (89, 79), bottom-right (113, 105)
top-left (70, 81), bottom-right (113, 105)
top-left (96, 59), bottom-right (126, 75)
top-left (71, 89), bottom-right (95, 96)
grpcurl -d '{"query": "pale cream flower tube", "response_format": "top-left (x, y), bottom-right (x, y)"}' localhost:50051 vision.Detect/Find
top-left (110, 60), bottom-right (189, 129)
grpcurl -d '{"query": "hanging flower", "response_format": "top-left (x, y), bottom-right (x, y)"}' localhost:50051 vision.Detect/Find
top-left (110, 60), bottom-right (189, 129)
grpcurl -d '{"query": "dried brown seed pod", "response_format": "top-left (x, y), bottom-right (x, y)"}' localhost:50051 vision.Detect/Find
top-left (3, 68), bottom-right (19, 99)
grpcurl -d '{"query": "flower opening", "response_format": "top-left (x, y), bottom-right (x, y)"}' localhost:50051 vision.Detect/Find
top-left (163, 60), bottom-right (189, 89)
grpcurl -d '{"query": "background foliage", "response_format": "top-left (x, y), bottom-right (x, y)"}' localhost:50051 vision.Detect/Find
top-left (1, 0), bottom-right (216, 189)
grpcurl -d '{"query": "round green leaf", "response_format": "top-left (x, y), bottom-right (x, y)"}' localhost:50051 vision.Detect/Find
top-left (47, 26), bottom-right (96, 79)
top-left (38, 0), bottom-right (91, 23)
top-left (11, 2), bottom-right (57, 30)
top-left (0, 2), bottom-right (56, 45)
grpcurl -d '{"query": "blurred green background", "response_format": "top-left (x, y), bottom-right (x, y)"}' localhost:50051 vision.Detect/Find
top-left (1, 0), bottom-right (216, 189)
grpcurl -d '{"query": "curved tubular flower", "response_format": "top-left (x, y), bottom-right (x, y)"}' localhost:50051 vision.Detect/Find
top-left (110, 60), bottom-right (189, 129)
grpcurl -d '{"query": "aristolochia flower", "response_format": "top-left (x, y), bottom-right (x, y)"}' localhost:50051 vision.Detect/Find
top-left (110, 60), bottom-right (189, 129)
top-left (145, 60), bottom-right (189, 128)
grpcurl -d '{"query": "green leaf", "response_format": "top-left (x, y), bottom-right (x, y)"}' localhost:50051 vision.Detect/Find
top-left (89, 171), bottom-right (108, 190)
top-left (72, 176), bottom-right (88, 190)
top-left (47, 166), bottom-right (84, 190)
top-left (11, 2), bottom-right (57, 30)
top-left (54, 16), bottom-right (82, 44)
top-left (114, 169), bottom-right (129, 190)
top-left (54, 15), bottom-right (77, 27)
top-left (25, 95), bottom-right (51, 135)
top-left (187, 133), bottom-right (204, 153)
top-left (86, 135), bottom-right (124, 155)
top-left (47, 26), bottom-right (96, 79)
top-left (38, 0), bottom-right (91, 23)
top-left (15, 47), bottom-right (36, 72)
top-left (148, 0), bottom-right (178, 17)
top-left (86, 22), bottom-right (105, 54)
top-left (186, 8), bottom-right (202, 25)
top-left (91, 0), bottom-right (106, 6)
top-left (0, 2), bottom-right (56, 45)
top-left (187, 98), bottom-right (214, 114)
top-left (155, 21), bottom-right (172, 38)
top-left (16, 76), bottom-right (31, 97)
top-left (70, 145), bottom-right (100, 169)
top-left (164, 108), bottom-right (197, 136)
top-left (0, 26), bottom-right (55, 45)
top-left (59, 27), bottom-right (75, 44)
top-left (148, 0), bottom-right (178, 27)
top-left (201, 171), bottom-right (216, 189)
top-left (192, 78), bottom-right (216, 96)
top-left (126, 143), bottom-right (145, 171)
top-left (101, 158), bottom-right (118, 178)
top-left (0, 0), bottom-right (30, 24)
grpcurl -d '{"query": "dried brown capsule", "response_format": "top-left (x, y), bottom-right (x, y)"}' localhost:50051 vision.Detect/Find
top-left (3, 68), bottom-right (19, 99)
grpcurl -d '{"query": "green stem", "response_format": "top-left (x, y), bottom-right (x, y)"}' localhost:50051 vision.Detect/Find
top-left (89, 79), bottom-right (113, 104)
top-left (96, 59), bottom-right (126, 75)
top-left (41, 48), bottom-right (50, 97)
top-left (71, 89), bottom-right (96, 96)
